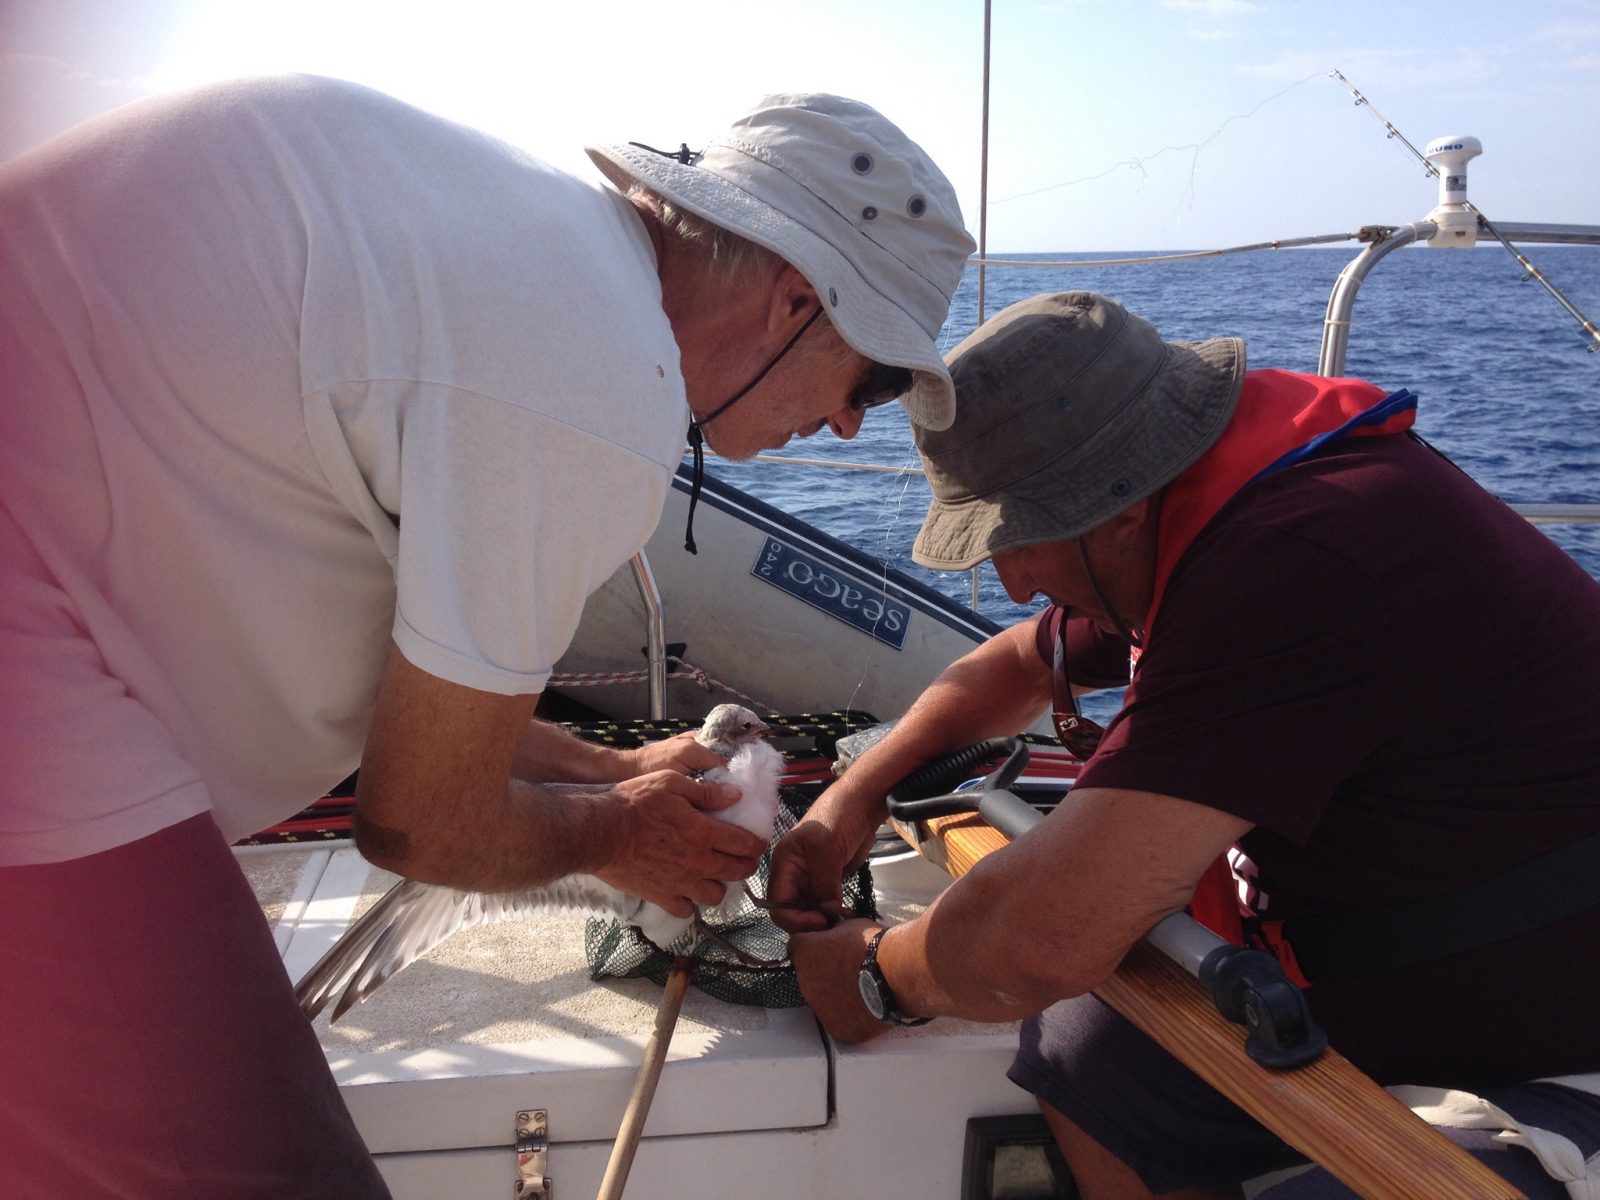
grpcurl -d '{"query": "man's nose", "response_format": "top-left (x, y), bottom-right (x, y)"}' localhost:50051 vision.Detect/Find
top-left (826, 403), bottom-right (865, 441)
top-left (1002, 578), bottom-right (1037, 604)
top-left (994, 562), bottom-right (1035, 604)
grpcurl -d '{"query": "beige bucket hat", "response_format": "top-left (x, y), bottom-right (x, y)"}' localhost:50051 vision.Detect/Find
top-left (587, 94), bottom-right (975, 430)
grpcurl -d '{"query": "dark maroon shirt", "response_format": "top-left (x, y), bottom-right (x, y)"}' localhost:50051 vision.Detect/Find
top-left (1038, 433), bottom-right (1600, 1086)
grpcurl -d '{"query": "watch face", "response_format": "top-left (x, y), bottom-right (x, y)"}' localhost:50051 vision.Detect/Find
top-left (858, 968), bottom-right (887, 1020)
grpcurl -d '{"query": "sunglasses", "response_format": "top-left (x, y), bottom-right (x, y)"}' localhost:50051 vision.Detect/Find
top-left (850, 362), bottom-right (913, 412)
top-left (1051, 613), bottom-right (1107, 760)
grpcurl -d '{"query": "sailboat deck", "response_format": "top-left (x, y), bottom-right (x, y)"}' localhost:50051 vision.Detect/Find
top-left (236, 841), bottom-right (1034, 1198)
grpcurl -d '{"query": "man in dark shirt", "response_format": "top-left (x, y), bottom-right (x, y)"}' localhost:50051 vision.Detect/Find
top-left (771, 292), bottom-right (1600, 1198)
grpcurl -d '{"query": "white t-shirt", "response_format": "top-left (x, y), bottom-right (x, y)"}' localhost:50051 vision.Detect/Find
top-left (0, 76), bottom-right (687, 863)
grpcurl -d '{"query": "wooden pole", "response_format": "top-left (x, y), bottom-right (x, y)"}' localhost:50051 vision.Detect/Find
top-left (595, 954), bottom-right (694, 1200)
top-left (895, 811), bottom-right (1525, 1200)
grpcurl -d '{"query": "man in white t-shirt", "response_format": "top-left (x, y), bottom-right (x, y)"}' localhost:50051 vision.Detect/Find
top-left (0, 76), bottom-right (973, 1197)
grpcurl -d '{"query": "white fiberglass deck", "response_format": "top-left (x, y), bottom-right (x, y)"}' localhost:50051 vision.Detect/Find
top-left (240, 842), bottom-right (1036, 1200)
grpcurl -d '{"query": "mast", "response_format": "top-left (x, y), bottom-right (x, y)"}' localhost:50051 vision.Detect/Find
top-left (977, 0), bottom-right (991, 326)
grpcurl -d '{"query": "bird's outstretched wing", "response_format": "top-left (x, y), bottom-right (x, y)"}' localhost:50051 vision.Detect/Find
top-left (294, 875), bottom-right (664, 1023)
top-left (295, 705), bottom-right (778, 1023)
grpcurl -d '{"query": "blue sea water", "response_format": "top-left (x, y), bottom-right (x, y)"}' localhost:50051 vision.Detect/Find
top-left (709, 244), bottom-right (1600, 638)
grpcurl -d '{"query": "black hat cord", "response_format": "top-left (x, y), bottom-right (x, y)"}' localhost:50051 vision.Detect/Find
top-left (683, 305), bottom-right (823, 554)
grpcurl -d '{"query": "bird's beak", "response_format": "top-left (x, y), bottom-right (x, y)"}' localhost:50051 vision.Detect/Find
top-left (752, 719), bottom-right (774, 739)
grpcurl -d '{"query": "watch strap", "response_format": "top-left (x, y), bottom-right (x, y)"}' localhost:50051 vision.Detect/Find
top-left (860, 928), bottom-right (931, 1027)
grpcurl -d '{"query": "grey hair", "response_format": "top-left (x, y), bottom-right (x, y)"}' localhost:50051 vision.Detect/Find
top-left (627, 184), bottom-right (781, 284)
top-left (629, 184), bottom-right (860, 375)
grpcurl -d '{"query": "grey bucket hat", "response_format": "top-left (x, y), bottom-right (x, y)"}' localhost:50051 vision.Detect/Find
top-left (587, 94), bottom-right (975, 430)
top-left (912, 292), bottom-right (1246, 571)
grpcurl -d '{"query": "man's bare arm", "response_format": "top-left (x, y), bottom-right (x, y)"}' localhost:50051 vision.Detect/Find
top-left (790, 785), bottom-right (1252, 1040)
top-left (512, 720), bottom-right (725, 785)
top-left (886, 786), bottom-right (1253, 1018)
top-left (352, 645), bottom-right (765, 903)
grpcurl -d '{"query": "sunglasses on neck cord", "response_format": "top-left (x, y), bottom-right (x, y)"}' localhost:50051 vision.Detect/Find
top-left (1052, 614), bottom-right (1108, 760)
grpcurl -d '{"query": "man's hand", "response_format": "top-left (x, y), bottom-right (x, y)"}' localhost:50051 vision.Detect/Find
top-left (766, 817), bottom-right (863, 933)
top-left (591, 770), bottom-right (768, 917)
top-left (790, 917), bottom-right (893, 1044)
top-left (620, 729), bottom-right (728, 778)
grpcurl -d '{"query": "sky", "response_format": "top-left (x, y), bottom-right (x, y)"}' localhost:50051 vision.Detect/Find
top-left (1, 0), bottom-right (1596, 251)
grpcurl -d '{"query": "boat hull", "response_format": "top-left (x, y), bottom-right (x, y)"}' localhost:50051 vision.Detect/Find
top-left (553, 465), bottom-right (1005, 725)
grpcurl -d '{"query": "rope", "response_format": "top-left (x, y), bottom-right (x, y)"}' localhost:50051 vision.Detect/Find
top-left (550, 655), bottom-right (774, 713)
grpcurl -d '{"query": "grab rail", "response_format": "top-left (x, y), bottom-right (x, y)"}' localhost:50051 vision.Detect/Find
top-left (749, 455), bottom-right (1600, 527)
top-left (628, 552), bottom-right (667, 719)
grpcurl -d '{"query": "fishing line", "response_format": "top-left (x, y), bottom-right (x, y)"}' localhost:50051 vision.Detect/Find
top-left (842, 70), bottom-right (1329, 691)
top-left (989, 72), bottom-right (1325, 209)
top-left (847, 309), bottom-right (1006, 720)
top-left (842, 432), bottom-right (930, 717)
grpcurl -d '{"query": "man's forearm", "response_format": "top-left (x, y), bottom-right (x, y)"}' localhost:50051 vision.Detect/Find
top-left (512, 718), bottom-right (631, 785)
top-left (878, 854), bottom-right (1115, 1024)
top-left (874, 787), bottom-right (1253, 1024)
top-left (355, 776), bottom-right (625, 894)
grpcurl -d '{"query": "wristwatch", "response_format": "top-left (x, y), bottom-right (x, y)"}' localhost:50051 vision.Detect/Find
top-left (856, 927), bottom-right (931, 1026)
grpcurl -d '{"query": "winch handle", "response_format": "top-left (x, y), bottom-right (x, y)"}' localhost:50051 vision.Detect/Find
top-left (884, 739), bottom-right (1327, 1069)
top-left (884, 737), bottom-right (1037, 837)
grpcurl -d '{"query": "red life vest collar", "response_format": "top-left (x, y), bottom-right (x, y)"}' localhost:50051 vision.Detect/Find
top-left (1141, 369), bottom-right (1418, 638)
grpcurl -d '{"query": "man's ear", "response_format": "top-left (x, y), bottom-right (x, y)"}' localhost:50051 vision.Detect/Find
top-left (1102, 491), bottom-right (1163, 549)
top-left (765, 263), bottom-right (819, 332)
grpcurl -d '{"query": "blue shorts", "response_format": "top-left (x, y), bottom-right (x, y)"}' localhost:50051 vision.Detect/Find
top-left (1008, 991), bottom-right (1600, 1196)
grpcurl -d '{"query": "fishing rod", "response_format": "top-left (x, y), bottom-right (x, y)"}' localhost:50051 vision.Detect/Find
top-left (1329, 68), bottom-right (1599, 353)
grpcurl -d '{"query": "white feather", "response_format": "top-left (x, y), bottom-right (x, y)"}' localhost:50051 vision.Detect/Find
top-left (705, 739), bottom-right (786, 840)
top-left (701, 739), bottom-right (786, 924)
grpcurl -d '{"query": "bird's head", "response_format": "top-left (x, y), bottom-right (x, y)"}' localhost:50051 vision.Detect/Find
top-left (698, 703), bottom-right (774, 753)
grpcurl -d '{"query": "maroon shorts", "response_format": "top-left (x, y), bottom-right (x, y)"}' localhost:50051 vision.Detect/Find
top-left (0, 814), bottom-right (391, 1198)
top-left (1008, 992), bottom-right (1600, 1196)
